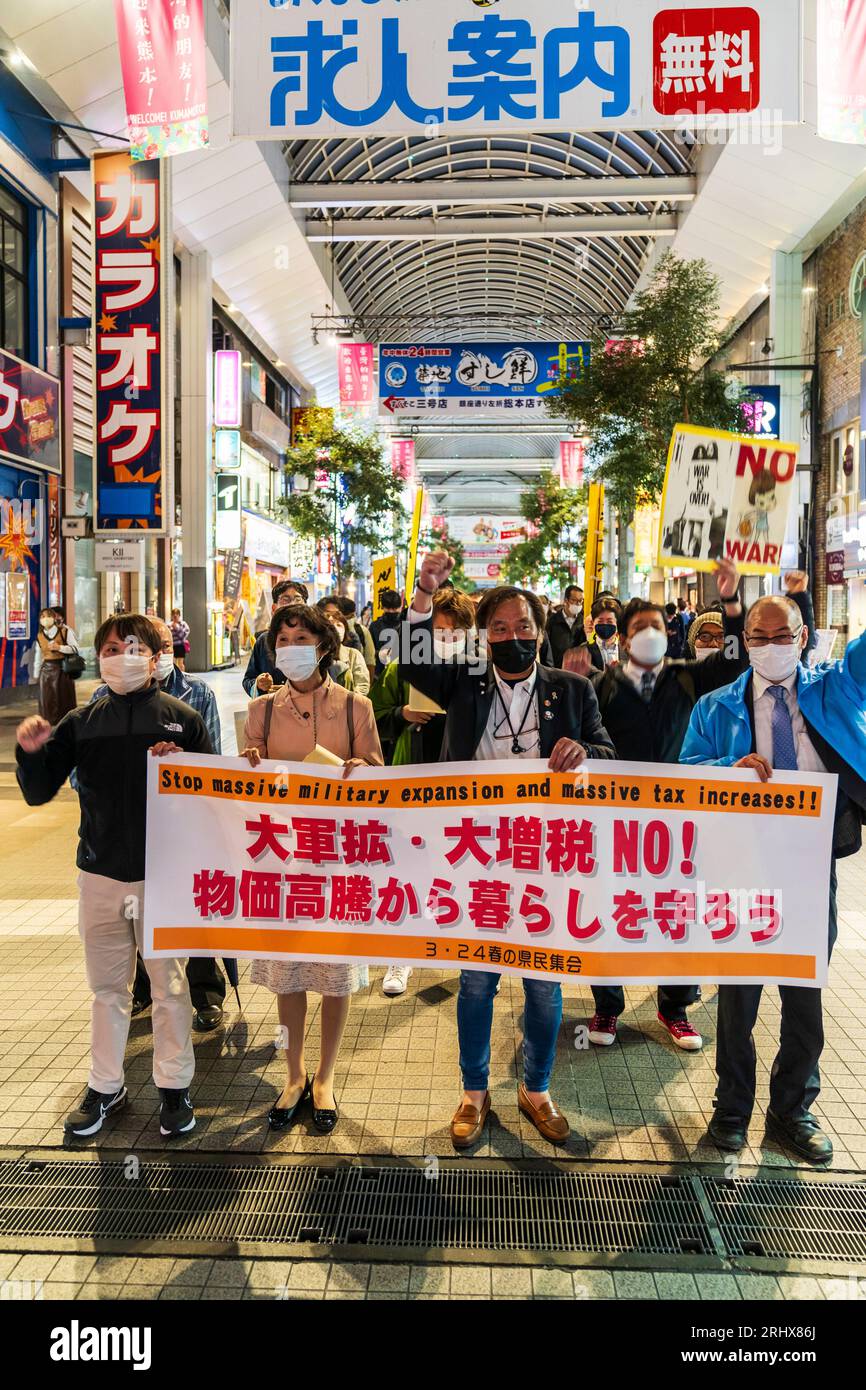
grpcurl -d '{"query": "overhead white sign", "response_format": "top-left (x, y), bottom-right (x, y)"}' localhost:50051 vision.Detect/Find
top-left (231, 0), bottom-right (802, 139)
top-left (95, 539), bottom-right (145, 572)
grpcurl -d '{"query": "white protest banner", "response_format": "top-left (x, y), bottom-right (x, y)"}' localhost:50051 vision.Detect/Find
top-left (145, 757), bottom-right (835, 988)
top-left (230, 1), bottom-right (802, 140)
top-left (658, 423), bottom-right (800, 575)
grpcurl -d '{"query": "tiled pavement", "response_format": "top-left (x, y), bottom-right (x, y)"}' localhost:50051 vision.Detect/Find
top-left (1, 677), bottom-right (865, 1299)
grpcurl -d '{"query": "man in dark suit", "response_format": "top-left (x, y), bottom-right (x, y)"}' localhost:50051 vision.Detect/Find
top-left (400, 551), bottom-right (614, 1152)
top-left (681, 593), bottom-right (866, 1165)
top-left (546, 584), bottom-right (586, 667)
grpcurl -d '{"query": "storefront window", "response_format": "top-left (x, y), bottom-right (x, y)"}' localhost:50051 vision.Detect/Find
top-left (0, 184), bottom-right (28, 360)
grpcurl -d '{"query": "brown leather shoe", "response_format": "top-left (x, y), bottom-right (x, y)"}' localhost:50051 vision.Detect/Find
top-left (518, 1083), bottom-right (570, 1144)
top-left (450, 1092), bottom-right (491, 1149)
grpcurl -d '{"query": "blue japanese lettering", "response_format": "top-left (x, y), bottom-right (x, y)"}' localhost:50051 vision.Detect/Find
top-left (447, 17), bottom-right (537, 122)
top-left (543, 12), bottom-right (630, 120)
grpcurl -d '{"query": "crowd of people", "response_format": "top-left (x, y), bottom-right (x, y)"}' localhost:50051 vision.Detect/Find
top-left (13, 554), bottom-right (865, 1166)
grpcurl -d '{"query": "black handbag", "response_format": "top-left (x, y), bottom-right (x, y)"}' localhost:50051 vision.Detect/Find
top-left (62, 652), bottom-right (86, 679)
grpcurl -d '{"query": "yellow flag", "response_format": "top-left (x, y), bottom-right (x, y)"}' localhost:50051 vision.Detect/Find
top-left (584, 482), bottom-right (605, 628)
top-left (404, 488), bottom-right (425, 597)
top-left (372, 555), bottom-right (397, 620)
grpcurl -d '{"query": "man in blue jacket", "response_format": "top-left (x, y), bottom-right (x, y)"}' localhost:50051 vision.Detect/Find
top-left (681, 594), bottom-right (866, 1164)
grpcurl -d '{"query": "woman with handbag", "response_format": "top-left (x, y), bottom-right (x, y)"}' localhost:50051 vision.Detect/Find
top-left (241, 604), bottom-right (383, 1135)
top-left (34, 607), bottom-right (80, 724)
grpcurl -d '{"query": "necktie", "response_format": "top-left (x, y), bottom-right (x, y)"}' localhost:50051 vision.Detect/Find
top-left (768, 685), bottom-right (798, 770)
top-left (640, 672), bottom-right (655, 703)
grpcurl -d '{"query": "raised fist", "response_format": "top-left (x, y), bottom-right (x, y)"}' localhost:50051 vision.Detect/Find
top-left (416, 550), bottom-right (455, 596)
top-left (16, 715), bottom-right (52, 753)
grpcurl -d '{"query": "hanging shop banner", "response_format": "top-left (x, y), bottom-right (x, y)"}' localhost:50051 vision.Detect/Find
top-left (372, 555), bottom-right (397, 619)
top-left (378, 342), bottom-right (590, 419)
top-left (390, 438), bottom-right (415, 482)
top-left (817, 0), bottom-right (866, 144)
top-left (215, 474), bottom-right (243, 551)
top-left (230, 0), bottom-right (801, 139)
top-left (214, 351), bottom-right (242, 429)
top-left (93, 150), bottom-right (171, 536)
top-left (658, 424), bottom-right (799, 575)
top-left (338, 343), bottom-right (375, 408)
top-left (448, 517), bottom-right (526, 546)
top-left (559, 440), bottom-right (585, 490)
top-left (740, 384), bottom-right (781, 439)
top-left (0, 347), bottom-right (61, 474)
top-left (114, 0), bottom-right (209, 159)
top-left (47, 475), bottom-right (61, 608)
top-left (144, 756), bottom-right (835, 988)
top-left (404, 488), bottom-right (425, 598)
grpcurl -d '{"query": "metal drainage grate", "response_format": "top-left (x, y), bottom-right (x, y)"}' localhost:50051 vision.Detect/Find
top-left (0, 1158), bottom-right (711, 1256)
top-left (706, 1175), bottom-right (866, 1262)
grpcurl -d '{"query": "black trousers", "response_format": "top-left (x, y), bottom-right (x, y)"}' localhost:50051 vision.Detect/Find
top-left (714, 862), bottom-right (837, 1124)
top-left (134, 953), bottom-right (226, 1011)
top-left (591, 984), bottom-right (700, 1019)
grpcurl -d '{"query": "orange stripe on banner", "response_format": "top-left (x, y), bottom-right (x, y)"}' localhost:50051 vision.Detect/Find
top-left (156, 767), bottom-right (823, 817)
top-left (152, 928), bottom-right (817, 981)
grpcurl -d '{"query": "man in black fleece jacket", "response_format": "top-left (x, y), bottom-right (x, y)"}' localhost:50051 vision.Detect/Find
top-left (15, 614), bottom-right (212, 1141)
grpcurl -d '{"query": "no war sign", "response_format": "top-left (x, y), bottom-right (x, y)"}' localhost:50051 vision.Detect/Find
top-left (658, 423), bottom-right (800, 575)
top-left (145, 757), bottom-right (836, 989)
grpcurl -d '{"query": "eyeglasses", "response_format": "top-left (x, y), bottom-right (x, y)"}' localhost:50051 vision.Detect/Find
top-left (744, 627), bottom-right (803, 647)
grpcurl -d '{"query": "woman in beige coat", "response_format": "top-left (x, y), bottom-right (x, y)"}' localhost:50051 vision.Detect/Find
top-left (242, 603), bottom-right (383, 1135)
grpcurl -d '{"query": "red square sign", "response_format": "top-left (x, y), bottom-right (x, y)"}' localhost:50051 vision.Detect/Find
top-left (653, 7), bottom-right (761, 115)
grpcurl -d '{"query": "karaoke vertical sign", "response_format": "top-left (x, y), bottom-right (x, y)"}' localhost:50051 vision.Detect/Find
top-left (114, 0), bottom-right (209, 160)
top-left (93, 150), bottom-right (173, 535)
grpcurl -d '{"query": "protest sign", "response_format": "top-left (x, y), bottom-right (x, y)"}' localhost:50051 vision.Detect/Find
top-left (658, 424), bottom-right (799, 574)
top-left (372, 556), bottom-right (397, 619)
top-left (145, 757), bottom-right (836, 988)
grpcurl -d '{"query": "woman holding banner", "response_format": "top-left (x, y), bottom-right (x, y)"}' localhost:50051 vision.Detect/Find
top-left (241, 604), bottom-right (383, 1135)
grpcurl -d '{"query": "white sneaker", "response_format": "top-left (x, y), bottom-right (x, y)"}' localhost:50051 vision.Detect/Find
top-left (382, 965), bottom-right (412, 996)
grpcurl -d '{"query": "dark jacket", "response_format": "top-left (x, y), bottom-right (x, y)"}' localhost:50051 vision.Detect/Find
top-left (369, 611), bottom-right (404, 675)
top-left (16, 684), bottom-right (212, 881)
top-left (547, 609), bottom-right (586, 668)
top-left (399, 616), bottom-right (615, 763)
top-left (243, 631), bottom-right (285, 697)
top-left (590, 608), bottom-right (747, 765)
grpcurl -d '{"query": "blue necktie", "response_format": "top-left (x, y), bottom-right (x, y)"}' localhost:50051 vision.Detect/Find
top-left (768, 685), bottom-right (798, 770)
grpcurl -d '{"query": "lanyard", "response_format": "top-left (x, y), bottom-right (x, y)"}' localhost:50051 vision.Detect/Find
top-left (494, 681), bottom-right (537, 755)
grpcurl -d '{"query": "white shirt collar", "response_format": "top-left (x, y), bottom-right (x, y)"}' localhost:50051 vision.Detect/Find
top-left (625, 658), bottom-right (664, 688)
top-left (752, 669), bottom-right (798, 700)
top-left (493, 663), bottom-right (538, 698)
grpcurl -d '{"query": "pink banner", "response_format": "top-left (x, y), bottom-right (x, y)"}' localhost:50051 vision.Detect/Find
top-left (560, 440), bottom-right (585, 489)
top-left (818, 1), bottom-right (866, 143)
top-left (391, 438), bottom-right (416, 482)
top-left (338, 342), bottom-right (375, 407)
top-left (114, 0), bottom-right (209, 160)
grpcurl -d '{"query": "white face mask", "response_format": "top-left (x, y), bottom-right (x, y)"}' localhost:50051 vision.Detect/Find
top-left (99, 653), bottom-right (153, 695)
top-left (275, 645), bottom-right (319, 683)
top-left (40, 617), bottom-right (55, 631)
top-left (693, 647), bottom-right (717, 662)
top-left (748, 642), bottom-right (801, 684)
top-left (628, 626), bottom-right (668, 668)
top-left (565, 603), bottom-right (581, 618)
top-left (433, 631), bottom-right (466, 659)
top-left (155, 651), bottom-right (175, 682)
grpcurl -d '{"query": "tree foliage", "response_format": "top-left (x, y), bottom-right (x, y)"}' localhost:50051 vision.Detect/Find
top-left (278, 411), bottom-right (405, 585)
top-left (547, 251), bottom-right (749, 519)
top-left (501, 470), bottom-right (585, 589)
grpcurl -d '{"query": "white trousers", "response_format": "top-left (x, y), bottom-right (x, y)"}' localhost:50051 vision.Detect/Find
top-left (77, 872), bottom-right (195, 1094)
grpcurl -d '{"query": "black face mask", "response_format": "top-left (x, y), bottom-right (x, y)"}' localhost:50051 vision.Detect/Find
top-left (595, 622), bottom-right (618, 642)
top-left (490, 638), bottom-right (538, 674)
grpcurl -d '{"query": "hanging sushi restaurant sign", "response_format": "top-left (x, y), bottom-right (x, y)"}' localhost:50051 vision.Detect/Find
top-left (92, 149), bottom-right (172, 535)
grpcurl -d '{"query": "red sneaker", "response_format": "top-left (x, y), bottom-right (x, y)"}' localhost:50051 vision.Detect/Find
top-left (588, 1013), bottom-right (618, 1046)
top-left (658, 1012), bottom-right (703, 1051)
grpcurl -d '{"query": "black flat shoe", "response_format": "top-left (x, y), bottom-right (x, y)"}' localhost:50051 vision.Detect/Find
top-left (130, 998), bottom-right (151, 1018)
top-left (267, 1077), bottom-right (311, 1131)
top-left (766, 1110), bottom-right (833, 1166)
top-left (707, 1114), bottom-right (748, 1152)
top-left (311, 1077), bottom-right (339, 1134)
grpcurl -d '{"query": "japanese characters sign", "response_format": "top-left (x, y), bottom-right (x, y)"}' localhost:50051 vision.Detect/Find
top-left (658, 423), bottom-right (799, 575)
top-left (230, 0), bottom-right (801, 139)
top-left (0, 348), bottom-right (60, 474)
top-left (379, 341), bottom-right (589, 419)
top-left (114, 0), bottom-right (209, 159)
top-left (92, 150), bottom-right (172, 535)
top-left (144, 756), bottom-right (835, 988)
top-left (560, 440), bottom-right (585, 490)
top-left (338, 342), bottom-right (375, 408)
top-left (390, 438), bottom-right (415, 482)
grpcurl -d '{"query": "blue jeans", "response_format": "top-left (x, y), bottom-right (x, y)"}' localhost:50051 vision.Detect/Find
top-left (457, 971), bottom-right (563, 1093)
